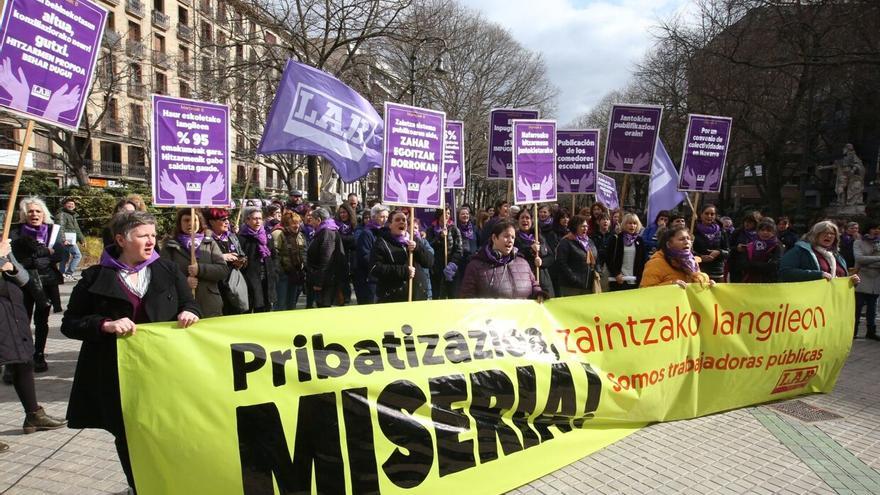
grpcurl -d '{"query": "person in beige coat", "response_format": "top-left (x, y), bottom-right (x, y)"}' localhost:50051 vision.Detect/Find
top-left (854, 221), bottom-right (880, 340)
top-left (161, 209), bottom-right (229, 317)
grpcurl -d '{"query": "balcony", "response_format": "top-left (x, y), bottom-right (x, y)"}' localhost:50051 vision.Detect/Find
top-left (125, 39), bottom-right (145, 59)
top-left (197, 2), bottom-right (212, 17)
top-left (102, 31), bottom-right (122, 49)
top-left (85, 160), bottom-right (148, 180)
top-left (127, 81), bottom-right (146, 99)
top-left (151, 10), bottom-right (169, 30)
top-left (152, 51), bottom-right (171, 70)
top-left (125, 0), bottom-right (144, 18)
top-left (129, 123), bottom-right (146, 140)
top-left (102, 117), bottom-right (124, 135)
top-left (34, 158), bottom-right (65, 172)
top-left (177, 60), bottom-right (193, 78)
top-left (232, 21), bottom-right (244, 36)
top-left (102, 0), bottom-right (120, 5)
top-left (177, 24), bottom-right (193, 43)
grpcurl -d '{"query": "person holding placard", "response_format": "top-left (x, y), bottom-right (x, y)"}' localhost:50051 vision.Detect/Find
top-left (426, 207), bottom-right (463, 300)
top-left (161, 210), bottom-right (229, 318)
top-left (370, 210), bottom-right (433, 303)
top-left (10, 197), bottom-right (63, 373)
top-left (459, 220), bottom-right (546, 300)
top-left (555, 215), bottom-right (600, 296)
top-left (513, 208), bottom-right (555, 297)
top-left (239, 207), bottom-right (277, 313)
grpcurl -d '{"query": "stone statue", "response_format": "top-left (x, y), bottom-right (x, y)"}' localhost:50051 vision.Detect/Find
top-left (318, 159), bottom-right (342, 206)
top-left (822, 144), bottom-right (865, 206)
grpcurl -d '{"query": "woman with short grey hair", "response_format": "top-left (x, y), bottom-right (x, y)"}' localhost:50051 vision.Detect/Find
top-left (779, 220), bottom-right (860, 285)
top-left (62, 211), bottom-right (200, 491)
top-left (307, 206), bottom-right (344, 307)
top-left (238, 207), bottom-right (277, 312)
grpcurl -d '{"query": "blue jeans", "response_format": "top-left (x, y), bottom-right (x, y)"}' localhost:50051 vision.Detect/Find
top-left (855, 292), bottom-right (878, 337)
top-left (60, 243), bottom-right (82, 275)
top-left (275, 273), bottom-right (303, 311)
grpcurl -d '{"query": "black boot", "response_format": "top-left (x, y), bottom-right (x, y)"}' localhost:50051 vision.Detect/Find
top-left (33, 353), bottom-right (48, 373)
top-left (1, 365), bottom-right (12, 385)
top-left (23, 407), bottom-right (67, 434)
top-left (867, 329), bottom-right (880, 341)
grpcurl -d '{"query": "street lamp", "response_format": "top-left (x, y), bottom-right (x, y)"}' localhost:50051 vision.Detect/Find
top-left (408, 37), bottom-right (448, 107)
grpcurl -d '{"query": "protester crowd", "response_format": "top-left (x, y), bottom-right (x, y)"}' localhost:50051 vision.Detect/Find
top-left (0, 189), bottom-right (874, 477)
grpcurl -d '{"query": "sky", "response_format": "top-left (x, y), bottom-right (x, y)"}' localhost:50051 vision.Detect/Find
top-left (457, 0), bottom-right (693, 125)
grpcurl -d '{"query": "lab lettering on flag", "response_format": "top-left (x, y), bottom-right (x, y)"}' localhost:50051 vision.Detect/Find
top-left (382, 102), bottom-right (446, 209)
top-left (258, 59), bottom-right (384, 183)
top-left (0, 0), bottom-right (107, 129)
top-left (556, 129), bottom-right (599, 194)
top-left (443, 120), bottom-right (465, 189)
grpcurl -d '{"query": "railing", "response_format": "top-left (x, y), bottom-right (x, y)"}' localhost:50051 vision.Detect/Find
top-left (125, 0), bottom-right (144, 18)
top-left (126, 39), bottom-right (145, 59)
top-left (129, 123), bottom-right (146, 140)
top-left (177, 60), bottom-right (193, 78)
top-left (84, 160), bottom-right (148, 180)
top-left (152, 51), bottom-right (171, 70)
top-left (198, 2), bottom-right (213, 17)
top-left (177, 24), bottom-right (193, 43)
top-left (102, 31), bottom-right (122, 49)
top-left (102, 118), bottom-right (124, 135)
top-left (34, 158), bottom-right (65, 172)
top-left (102, 0), bottom-right (120, 5)
top-left (151, 10), bottom-right (170, 30)
top-left (127, 81), bottom-right (146, 99)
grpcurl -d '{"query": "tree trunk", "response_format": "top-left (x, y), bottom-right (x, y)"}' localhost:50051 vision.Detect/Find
top-left (307, 155), bottom-right (319, 202)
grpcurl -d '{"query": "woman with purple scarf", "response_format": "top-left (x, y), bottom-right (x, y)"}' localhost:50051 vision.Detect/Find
top-left (238, 207), bottom-right (277, 312)
top-left (370, 209), bottom-right (434, 302)
top-left (641, 225), bottom-right (712, 288)
top-left (354, 204), bottom-right (389, 305)
top-left (335, 204), bottom-right (357, 304)
top-left (609, 213), bottom-right (648, 290)
top-left (555, 215), bottom-right (600, 296)
top-left (307, 207), bottom-right (346, 307)
top-left (426, 207), bottom-right (463, 300)
top-left (728, 211), bottom-right (761, 282)
top-left (460, 220), bottom-right (546, 300)
top-left (741, 218), bottom-right (784, 283)
top-left (454, 207), bottom-right (479, 295)
top-left (692, 204), bottom-right (730, 283)
top-left (10, 196), bottom-right (64, 372)
top-left (61, 211), bottom-right (199, 492)
top-left (513, 208), bottom-right (556, 297)
top-left (160, 209), bottom-right (229, 317)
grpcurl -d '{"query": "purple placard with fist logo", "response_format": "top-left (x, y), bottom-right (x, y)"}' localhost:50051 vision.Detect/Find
top-left (603, 104), bottom-right (663, 175)
top-left (443, 120), bottom-right (465, 189)
top-left (151, 95), bottom-right (231, 207)
top-left (678, 114), bottom-right (732, 193)
top-left (556, 129), bottom-right (599, 194)
top-left (595, 172), bottom-right (619, 210)
top-left (488, 108), bottom-right (539, 179)
top-left (512, 119), bottom-right (557, 205)
top-left (0, 0), bottom-right (107, 130)
top-left (382, 102), bottom-right (446, 209)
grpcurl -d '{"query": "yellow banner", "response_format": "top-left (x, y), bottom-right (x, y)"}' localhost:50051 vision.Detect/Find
top-left (119, 279), bottom-right (854, 494)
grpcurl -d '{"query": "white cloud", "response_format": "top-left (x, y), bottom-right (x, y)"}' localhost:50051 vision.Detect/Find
top-left (458, 0), bottom-right (692, 125)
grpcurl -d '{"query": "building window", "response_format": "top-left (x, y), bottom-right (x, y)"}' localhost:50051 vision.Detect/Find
top-left (154, 33), bottom-right (165, 53)
top-left (129, 146), bottom-right (146, 167)
top-left (101, 141), bottom-right (122, 163)
top-left (237, 164), bottom-right (246, 184)
top-left (155, 72), bottom-right (167, 94)
top-left (201, 21), bottom-right (211, 43)
top-left (178, 6), bottom-right (188, 25)
top-left (107, 12), bottom-right (116, 30)
top-left (154, 0), bottom-right (164, 12)
top-left (179, 82), bottom-right (190, 98)
top-left (0, 124), bottom-right (16, 150)
top-left (128, 21), bottom-right (141, 41)
top-left (129, 104), bottom-right (143, 125)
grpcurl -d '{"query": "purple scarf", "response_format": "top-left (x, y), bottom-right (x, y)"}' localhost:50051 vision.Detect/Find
top-left (21, 223), bottom-right (49, 245)
top-left (748, 237), bottom-right (779, 263)
top-left (575, 234), bottom-right (592, 253)
top-left (100, 248), bottom-right (160, 273)
top-left (739, 229), bottom-right (758, 244)
top-left (517, 230), bottom-right (535, 244)
top-left (539, 217), bottom-right (553, 228)
top-left (390, 230), bottom-right (410, 247)
top-left (366, 219), bottom-right (384, 232)
top-left (317, 219), bottom-right (339, 233)
top-left (239, 224), bottom-right (271, 260)
top-left (667, 248), bottom-right (700, 274)
top-left (484, 244), bottom-right (516, 265)
top-left (622, 232), bottom-right (639, 247)
top-left (432, 219), bottom-right (453, 234)
top-left (335, 219), bottom-right (352, 235)
top-left (176, 233), bottom-right (204, 251)
top-left (458, 221), bottom-right (475, 240)
top-left (696, 222), bottom-right (722, 248)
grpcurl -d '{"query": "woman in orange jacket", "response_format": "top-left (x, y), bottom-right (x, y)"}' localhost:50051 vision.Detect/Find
top-left (640, 225), bottom-right (713, 288)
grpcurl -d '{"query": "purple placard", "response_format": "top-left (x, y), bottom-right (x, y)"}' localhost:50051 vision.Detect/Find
top-left (603, 104), bottom-right (663, 175)
top-left (488, 108), bottom-right (539, 179)
top-left (678, 114), bottom-right (733, 193)
top-left (595, 172), bottom-right (619, 210)
top-left (382, 102), bottom-right (445, 208)
top-left (0, 0), bottom-right (107, 130)
top-left (443, 120), bottom-right (465, 189)
top-left (556, 129), bottom-right (599, 194)
top-left (151, 95), bottom-right (231, 207)
top-left (512, 119), bottom-right (557, 205)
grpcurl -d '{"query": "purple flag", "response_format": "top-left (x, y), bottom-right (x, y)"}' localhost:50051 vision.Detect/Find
top-left (556, 129), bottom-right (599, 194)
top-left (512, 120), bottom-right (557, 205)
top-left (603, 104), bottom-right (663, 175)
top-left (382, 102), bottom-right (445, 208)
top-left (258, 60), bottom-right (383, 183)
top-left (0, 0), bottom-right (107, 130)
top-left (678, 114), bottom-right (732, 193)
top-left (595, 172), bottom-right (619, 210)
top-left (648, 140), bottom-right (687, 225)
top-left (443, 120), bottom-right (465, 189)
top-left (488, 108), bottom-right (539, 179)
top-left (151, 96), bottom-right (231, 207)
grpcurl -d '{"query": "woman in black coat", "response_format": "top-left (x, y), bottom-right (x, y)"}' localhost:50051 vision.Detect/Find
top-left (238, 207), bottom-right (277, 312)
top-left (61, 211), bottom-right (200, 492)
top-left (0, 241), bottom-right (66, 453)
top-left (513, 208), bottom-right (555, 297)
top-left (555, 215), bottom-right (599, 296)
top-left (11, 196), bottom-right (65, 372)
top-left (307, 207), bottom-right (345, 308)
top-left (454, 206), bottom-right (479, 297)
top-left (370, 210), bottom-right (434, 303)
top-left (608, 213), bottom-right (648, 290)
top-left (692, 204), bottom-right (729, 283)
top-left (426, 207), bottom-right (463, 299)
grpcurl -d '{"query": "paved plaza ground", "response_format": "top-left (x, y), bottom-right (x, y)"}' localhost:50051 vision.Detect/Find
top-left (1, 282), bottom-right (879, 494)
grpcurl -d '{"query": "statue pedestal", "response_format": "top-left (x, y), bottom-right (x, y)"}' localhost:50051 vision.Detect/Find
top-left (824, 204), bottom-right (866, 218)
